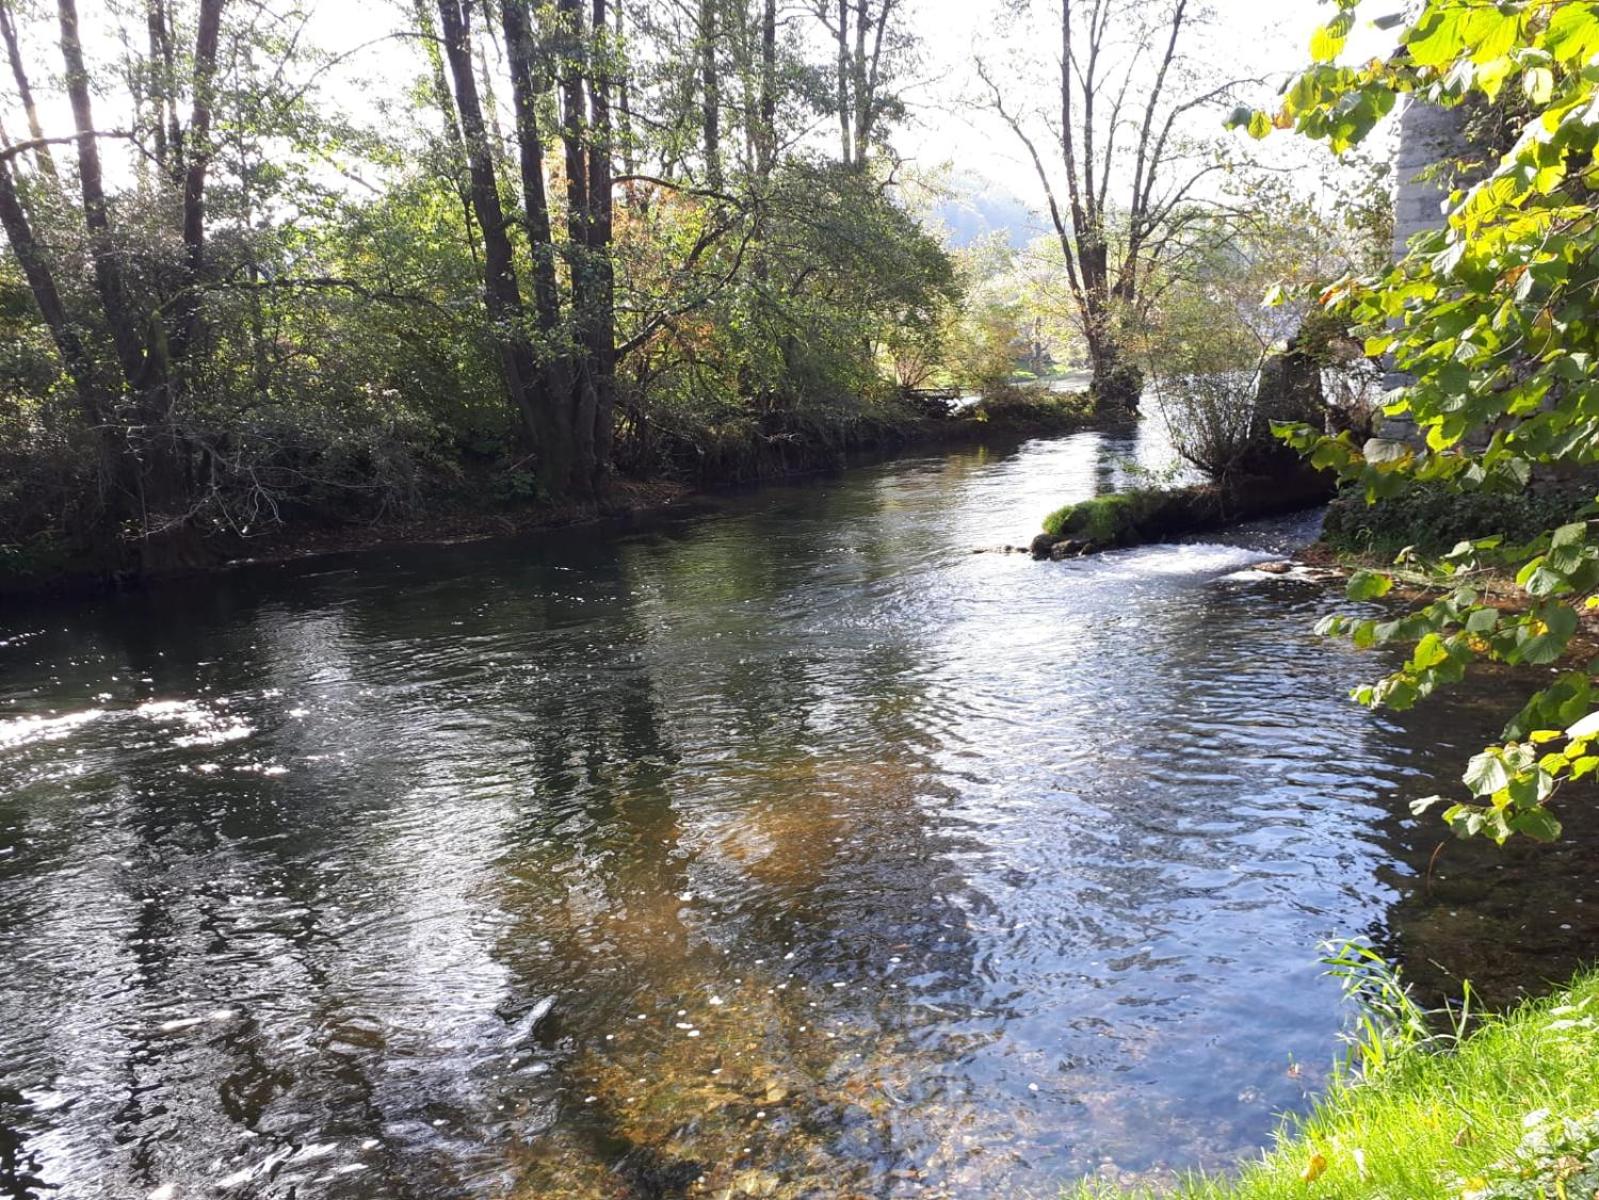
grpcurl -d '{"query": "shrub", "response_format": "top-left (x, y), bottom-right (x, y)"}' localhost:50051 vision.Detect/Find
top-left (1320, 481), bottom-right (1590, 559)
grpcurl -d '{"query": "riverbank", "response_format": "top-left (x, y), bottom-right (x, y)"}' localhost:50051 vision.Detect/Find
top-left (1, 388), bottom-right (1104, 600)
top-left (1090, 968), bottom-right (1599, 1200)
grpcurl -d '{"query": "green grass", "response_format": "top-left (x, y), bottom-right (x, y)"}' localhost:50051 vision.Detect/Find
top-left (1079, 969), bottom-right (1599, 1200)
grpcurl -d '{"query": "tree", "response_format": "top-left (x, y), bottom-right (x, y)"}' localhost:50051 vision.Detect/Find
top-left (979, 0), bottom-right (1247, 415)
top-left (1250, 0), bottom-right (1599, 844)
top-left (808, 0), bottom-right (912, 169)
top-left (0, 0), bottom-right (226, 568)
top-left (0, 0), bottom-right (960, 580)
top-left (428, 0), bottom-right (618, 500)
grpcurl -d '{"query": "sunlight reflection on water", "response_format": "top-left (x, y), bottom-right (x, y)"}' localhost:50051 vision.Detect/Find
top-left (2, 429), bottom-right (1595, 1200)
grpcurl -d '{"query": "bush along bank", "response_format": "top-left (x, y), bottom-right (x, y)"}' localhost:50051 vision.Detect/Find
top-left (1, 387), bottom-right (1099, 598)
top-left (1029, 463), bottom-right (1336, 560)
top-left (1082, 961), bottom-right (1599, 1200)
top-left (1317, 480), bottom-right (1593, 563)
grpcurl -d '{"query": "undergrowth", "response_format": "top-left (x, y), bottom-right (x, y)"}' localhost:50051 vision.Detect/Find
top-left (1320, 482), bottom-right (1590, 560)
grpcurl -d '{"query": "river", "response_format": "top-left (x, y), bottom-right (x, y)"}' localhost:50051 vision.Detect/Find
top-left (3, 429), bottom-right (1596, 1200)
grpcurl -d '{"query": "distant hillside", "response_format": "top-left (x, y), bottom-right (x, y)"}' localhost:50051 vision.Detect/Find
top-left (930, 177), bottom-right (1045, 249)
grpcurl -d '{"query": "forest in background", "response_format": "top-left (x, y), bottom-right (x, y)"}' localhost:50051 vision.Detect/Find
top-left (0, 0), bottom-right (1387, 585)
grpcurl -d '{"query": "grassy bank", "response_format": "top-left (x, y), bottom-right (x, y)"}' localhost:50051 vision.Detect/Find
top-left (1088, 968), bottom-right (1599, 1200)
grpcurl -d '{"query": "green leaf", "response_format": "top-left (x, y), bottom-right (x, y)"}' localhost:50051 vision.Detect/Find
top-left (1545, 3), bottom-right (1599, 64)
top-left (1346, 569), bottom-right (1394, 601)
top-left (1522, 66), bottom-right (1554, 105)
top-left (1310, 12), bottom-right (1354, 62)
top-left (1510, 807), bottom-right (1562, 842)
top-left (1464, 750), bottom-right (1512, 796)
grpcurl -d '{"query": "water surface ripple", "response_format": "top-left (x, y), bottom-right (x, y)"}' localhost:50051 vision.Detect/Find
top-left (3, 431), bottom-right (1595, 1200)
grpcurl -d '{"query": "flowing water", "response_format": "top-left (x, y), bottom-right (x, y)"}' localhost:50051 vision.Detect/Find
top-left (3, 430), bottom-right (1597, 1200)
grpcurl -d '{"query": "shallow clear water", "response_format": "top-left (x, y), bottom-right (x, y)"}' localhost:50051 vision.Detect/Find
top-left (3, 430), bottom-right (1596, 1200)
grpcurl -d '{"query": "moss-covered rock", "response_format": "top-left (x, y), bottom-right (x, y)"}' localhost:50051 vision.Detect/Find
top-left (1034, 467), bottom-right (1336, 558)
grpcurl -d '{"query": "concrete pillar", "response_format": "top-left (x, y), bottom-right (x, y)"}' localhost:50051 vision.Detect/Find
top-left (1378, 98), bottom-right (1469, 443)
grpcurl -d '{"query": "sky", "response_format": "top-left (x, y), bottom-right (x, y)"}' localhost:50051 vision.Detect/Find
top-left (8, 0), bottom-right (1403, 235)
top-left (892, 0), bottom-right (1401, 207)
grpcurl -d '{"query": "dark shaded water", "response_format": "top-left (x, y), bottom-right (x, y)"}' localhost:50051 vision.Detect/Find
top-left (3, 431), bottom-right (1596, 1200)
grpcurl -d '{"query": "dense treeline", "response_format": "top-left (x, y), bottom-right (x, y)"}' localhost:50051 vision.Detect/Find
top-left (0, 0), bottom-right (977, 582)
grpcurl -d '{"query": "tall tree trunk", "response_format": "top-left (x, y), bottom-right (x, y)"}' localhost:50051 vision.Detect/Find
top-left (586, 0), bottom-right (615, 491)
top-left (558, 0), bottom-right (597, 497)
top-left (834, 0), bottom-right (850, 165)
top-left (757, 0), bottom-right (776, 181)
top-left (174, 0), bottom-right (224, 365)
top-left (58, 0), bottom-right (145, 388)
top-left (614, 0), bottom-right (635, 178)
top-left (435, 0), bottom-right (547, 454)
top-left (850, 0), bottom-right (867, 164)
top-left (0, 1), bottom-right (58, 183)
top-left (499, 0), bottom-right (561, 332)
top-left (698, 0), bottom-right (720, 190)
top-left (145, 1), bottom-right (168, 172)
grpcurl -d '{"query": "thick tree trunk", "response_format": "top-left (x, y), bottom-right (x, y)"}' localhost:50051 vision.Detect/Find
top-left (435, 0), bottom-right (547, 454)
top-left (1085, 322), bottom-right (1141, 415)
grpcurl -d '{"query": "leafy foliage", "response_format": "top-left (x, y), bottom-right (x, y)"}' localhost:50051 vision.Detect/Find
top-left (0, 0), bottom-right (963, 582)
top-left (1236, 0), bottom-right (1599, 841)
